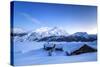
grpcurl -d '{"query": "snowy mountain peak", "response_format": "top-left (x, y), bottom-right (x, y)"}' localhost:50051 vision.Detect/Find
top-left (34, 27), bottom-right (69, 36)
top-left (35, 27), bottom-right (51, 33)
top-left (73, 32), bottom-right (89, 38)
top-left (74, 32), bottom-right (88, 36)
top-left (49, 27), bottom-right (68, 36)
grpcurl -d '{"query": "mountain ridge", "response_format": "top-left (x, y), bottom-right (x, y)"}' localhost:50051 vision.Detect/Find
top-left (12, 27), bottom-right (97, 42)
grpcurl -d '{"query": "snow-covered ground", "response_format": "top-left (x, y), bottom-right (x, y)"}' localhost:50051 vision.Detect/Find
top-left (13, 41), bottom-right (97, 66)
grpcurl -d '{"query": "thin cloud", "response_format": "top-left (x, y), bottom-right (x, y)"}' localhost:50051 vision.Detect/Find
top-left (21, 13), bottom-right (41, 24)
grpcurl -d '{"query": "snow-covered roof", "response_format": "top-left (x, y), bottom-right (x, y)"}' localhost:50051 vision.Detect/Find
top-left (63, 42), bottom-right (85, 54)
top-left (85, 41), bottom-right (97, 49)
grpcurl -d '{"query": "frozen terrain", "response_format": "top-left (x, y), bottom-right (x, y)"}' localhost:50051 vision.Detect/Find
top-left (13, 41), bottom-right (97, 66)
top-left (12, 27), bottom-right (97, 66)
top-left (14, 51), bottom-right (97, 66)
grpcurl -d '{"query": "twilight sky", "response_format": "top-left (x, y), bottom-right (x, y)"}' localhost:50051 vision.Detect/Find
top-left (12, 1), bottom-right (97, 34)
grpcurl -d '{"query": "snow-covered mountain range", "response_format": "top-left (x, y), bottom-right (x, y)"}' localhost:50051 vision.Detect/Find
top-left (27, 27), bottom-right (69, 41)
top-left (12, 27), bottom-right (97, 42)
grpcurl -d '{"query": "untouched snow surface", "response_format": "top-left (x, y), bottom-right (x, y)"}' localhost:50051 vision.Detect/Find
top-left (13, 41), bottom-right (97, 66)
top-left (14, 51), bottom-right (97, 66)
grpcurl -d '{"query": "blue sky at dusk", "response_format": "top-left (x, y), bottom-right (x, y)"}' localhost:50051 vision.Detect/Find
top-left (12, 1), bottom-right (97, 34)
